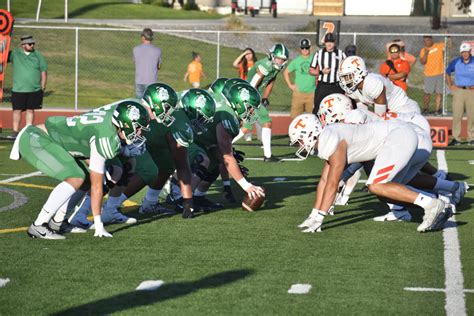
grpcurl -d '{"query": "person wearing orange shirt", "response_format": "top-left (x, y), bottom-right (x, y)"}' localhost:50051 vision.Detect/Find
top-left (385, 39), bottom-right (416, 66)
top-left (419, 36), bottom-right (448, 115)
top-left (184, 51), bottom-right (207, 88)
top-left (232, 48), bottom-right (257, 80)
top-left (380, 44), bottom-right (411, 92)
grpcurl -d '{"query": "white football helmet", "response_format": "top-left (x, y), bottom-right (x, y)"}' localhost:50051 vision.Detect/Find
top-left (338, 56), bottom-right (368, 93)
top-left (288, 114), bottom-right (323, 159)
top-left (318, 93), bottom-right (353, 125)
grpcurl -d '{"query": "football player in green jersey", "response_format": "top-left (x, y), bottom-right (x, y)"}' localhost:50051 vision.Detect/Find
top-left (170, 80), bottom-right (265, 210)
top-left (234, 43), bottom-right (289, 162)
top-left (99, 86), bottom-right (216, 219)
top-left (9, 100), bottom-right (150, 239)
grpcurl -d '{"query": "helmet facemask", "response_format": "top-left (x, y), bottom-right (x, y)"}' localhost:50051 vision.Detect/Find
top-left (288, 114), bottom-right (322, 160)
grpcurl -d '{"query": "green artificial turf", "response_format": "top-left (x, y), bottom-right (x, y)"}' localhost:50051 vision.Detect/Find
top-left (0, 135), bottom-right (472, 315)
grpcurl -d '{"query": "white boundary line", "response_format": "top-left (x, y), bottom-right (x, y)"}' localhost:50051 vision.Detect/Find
top-left (404, 287), bottom-right (474, 293)
top-left (0, 171), bottom-right (43, 184)
top-left (439, 150), bottom-right (467, 316)
top-left (245, 157), bottom-right (304, 161)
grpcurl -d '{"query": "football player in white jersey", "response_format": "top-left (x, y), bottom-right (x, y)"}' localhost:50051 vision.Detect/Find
top-left (338, 56), bottom-right (420, 115)
top-left (289, 114), bottom-right (452, 233)
top-left (317, 94), bottom-right (467, 220)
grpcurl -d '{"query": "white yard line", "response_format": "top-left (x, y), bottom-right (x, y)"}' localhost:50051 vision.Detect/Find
top-left (438, 150), bottom-right (467, 316)
top-left (0, 171), bottom-right (43, 184)
top-left (246, 157), bottom-right (304, 161)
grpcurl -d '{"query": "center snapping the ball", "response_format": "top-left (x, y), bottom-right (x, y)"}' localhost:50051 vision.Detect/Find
top-left (241, 188), bottom-right (265, 212)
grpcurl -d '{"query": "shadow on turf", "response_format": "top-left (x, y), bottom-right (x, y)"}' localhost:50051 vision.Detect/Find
top-left (51, 269), bottom-right (254, 316)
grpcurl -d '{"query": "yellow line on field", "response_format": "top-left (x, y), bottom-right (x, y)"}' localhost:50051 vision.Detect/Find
top-left (0, 227), bottom-right (28, 234)
top-left (0, 182), bottom-right (54, 190)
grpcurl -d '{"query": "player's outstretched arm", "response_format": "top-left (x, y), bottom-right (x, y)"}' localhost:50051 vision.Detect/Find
top-left (217, 124), bottom-right (264, 198)
top-left (319, 142), bottom-right (347, 213)
top-left (90, 170), bottom-right (112, 238)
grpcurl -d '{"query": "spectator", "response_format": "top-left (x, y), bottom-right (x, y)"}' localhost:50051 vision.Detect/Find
top-left (309, 32), bottom-right (346, 114)
top-left (344, 44), bottom-right (357, 57)
top-left (133, 28), bottom-right (162, 98)
top-left (380, 43), bottom-right (411, 92)
top-left (232, 48), bottom-right (257, 80)
top-left (184, 51), bottom-right (207, 88)
top-left (446, 43), bottom-right (474, 146)
top-left (419, 35), bottom-right (447, 115)
top-left (283, 38), bottom-right (316, 118)
top-left (386, 39), bottom-right (416, 66)
top-left (8, 35), bottom-right (47, 140)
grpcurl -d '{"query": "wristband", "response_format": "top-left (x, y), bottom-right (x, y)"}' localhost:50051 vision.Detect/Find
top-left (237, 178), bottom-right (252, 191)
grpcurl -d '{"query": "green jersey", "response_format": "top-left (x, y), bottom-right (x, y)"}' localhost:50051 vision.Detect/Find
top-left (194, 95), bottom-right (240, 150)
top-left (247, 57), bottom-right (281, 93)
top-left (286, 54), bottom-right (316, 93)
top-left (45, 107), bottom-right (121, 160)
top-left (144, 108), bottom-right (194, 149)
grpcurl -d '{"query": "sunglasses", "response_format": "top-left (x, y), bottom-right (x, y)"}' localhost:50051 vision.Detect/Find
top-left (24, 43), bottom-right (35, 46)
top-left (390, 50), bottom-right (400, 53)
top-left (300, 47), bottom-right (310, 50)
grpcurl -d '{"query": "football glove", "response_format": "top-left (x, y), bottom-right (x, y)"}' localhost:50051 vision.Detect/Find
top-left (182, 198), bottom-right (194, 219)
top-left (121, 143), bottom-right (146, 157)
top-left (302, 211), bottom-right (325, 233)
top-left (93, 215), bottom-right (113, 238)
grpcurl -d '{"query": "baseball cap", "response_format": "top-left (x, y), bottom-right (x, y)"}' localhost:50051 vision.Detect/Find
top-left (141, 28), bottom-right (153, 41)
top-left (323, 32), bottom-right (336, 43)
top-left (460, 42), bottom-right (471, 53)
top-left (20, 35), bottom-right (35, 45)
top-left (300, 38), bottom-right (311, 49)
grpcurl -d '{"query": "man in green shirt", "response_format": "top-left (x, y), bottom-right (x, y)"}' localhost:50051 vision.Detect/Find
top-left (9, 35), bottom-right (47, 139)
top-left (283, 38), bottom-right (316, 119)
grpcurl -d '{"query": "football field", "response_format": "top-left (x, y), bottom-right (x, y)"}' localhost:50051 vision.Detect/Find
top-left (0, 136), bottom-right (473, 315)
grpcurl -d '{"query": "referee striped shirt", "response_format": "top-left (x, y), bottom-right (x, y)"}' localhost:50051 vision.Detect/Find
top-left (310, 48), bottom-right (346, 84)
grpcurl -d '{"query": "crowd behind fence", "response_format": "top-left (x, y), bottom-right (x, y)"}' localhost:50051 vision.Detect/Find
top-left (1, 25), bottom-right (472, 114)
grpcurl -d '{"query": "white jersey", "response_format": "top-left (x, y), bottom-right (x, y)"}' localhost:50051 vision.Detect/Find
top-left (347, 73), bottom-right (420, 114)
top-left (317, 120), bottom-right (410, 164)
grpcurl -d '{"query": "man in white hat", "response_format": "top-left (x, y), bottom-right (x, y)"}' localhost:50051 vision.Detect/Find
top-left (446, 42), bottom-right (474, 146)
top-left (8, 35), bottom-right (47, 140)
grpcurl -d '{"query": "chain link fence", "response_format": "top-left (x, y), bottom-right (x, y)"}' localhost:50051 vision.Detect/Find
top-left (1, 25), bottom-right (471, 114)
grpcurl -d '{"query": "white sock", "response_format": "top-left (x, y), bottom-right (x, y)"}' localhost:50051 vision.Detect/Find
top-left (414, 193), bottom-right (435, 209)
top-left (232, 129), bottom-right (245, 144)
top-left (194, 189), bottom-right (207, 197)
top-left (145, 188), bottom-right (161, 203)
top-left (35, 182), bottom-right (76, 226)
top-left (262, 127), bottom-right (272, 158)
top-left (434, 178), bottom-right (457, 193)
top-left (344, 169), bottom-right (361, 196)
top-left (52, 197), bottom-right (72, 223)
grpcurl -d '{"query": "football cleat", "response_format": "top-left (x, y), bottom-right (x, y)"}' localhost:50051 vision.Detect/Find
top-left (49, 219), bottom-right (87, 234)
top-left (138, 201), bottom-right (175, 215)
top-left (373, 210), bottom-right (412, 222)
top-left (102, 208), bottom-right (137, 225)
top-left (438, 194), bottom-right (457, 214)
top-left (302, 221), bottom-right (323, 233)
top-left (193, 196), bottom-right (223, 212)
top-left (417, 199), bottom-right (446, 232)
top-left (27, 223), bottom-right (66, 240)
top-left (451, 182), bottom-right (469, 206)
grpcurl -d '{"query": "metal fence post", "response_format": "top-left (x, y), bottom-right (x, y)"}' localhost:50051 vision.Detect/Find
top-left (442, 35), bottom-right (448, 115)
top-left (75, 27), bottom-right (79, 110)
top-left (216, 31), bottom-right (221, 79)
top-left (353, 32), bottom-right (357, 46)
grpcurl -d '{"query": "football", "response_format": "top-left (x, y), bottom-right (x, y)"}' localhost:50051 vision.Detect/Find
top-left (241, 189), bottom-right (265, 212)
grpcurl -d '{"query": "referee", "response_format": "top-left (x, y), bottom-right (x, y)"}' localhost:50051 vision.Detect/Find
top-left (310, 32), bottom-right (346, 114)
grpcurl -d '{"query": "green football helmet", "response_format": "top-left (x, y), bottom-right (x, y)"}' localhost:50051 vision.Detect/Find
top-left (269, 43), bottom-right (289, 70)
top-left (209, 77), bottom-right (228, 95)
top-left (141, 83), bottom-right (178, 127)
top-left (223, 82), bottom-right (261, 123)
top-left (112, 100), bottom-right (151, 146)
top-left (221, 78), bottom-right (249, 99)
top-left (180, 88), bottom-right (216, 135)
